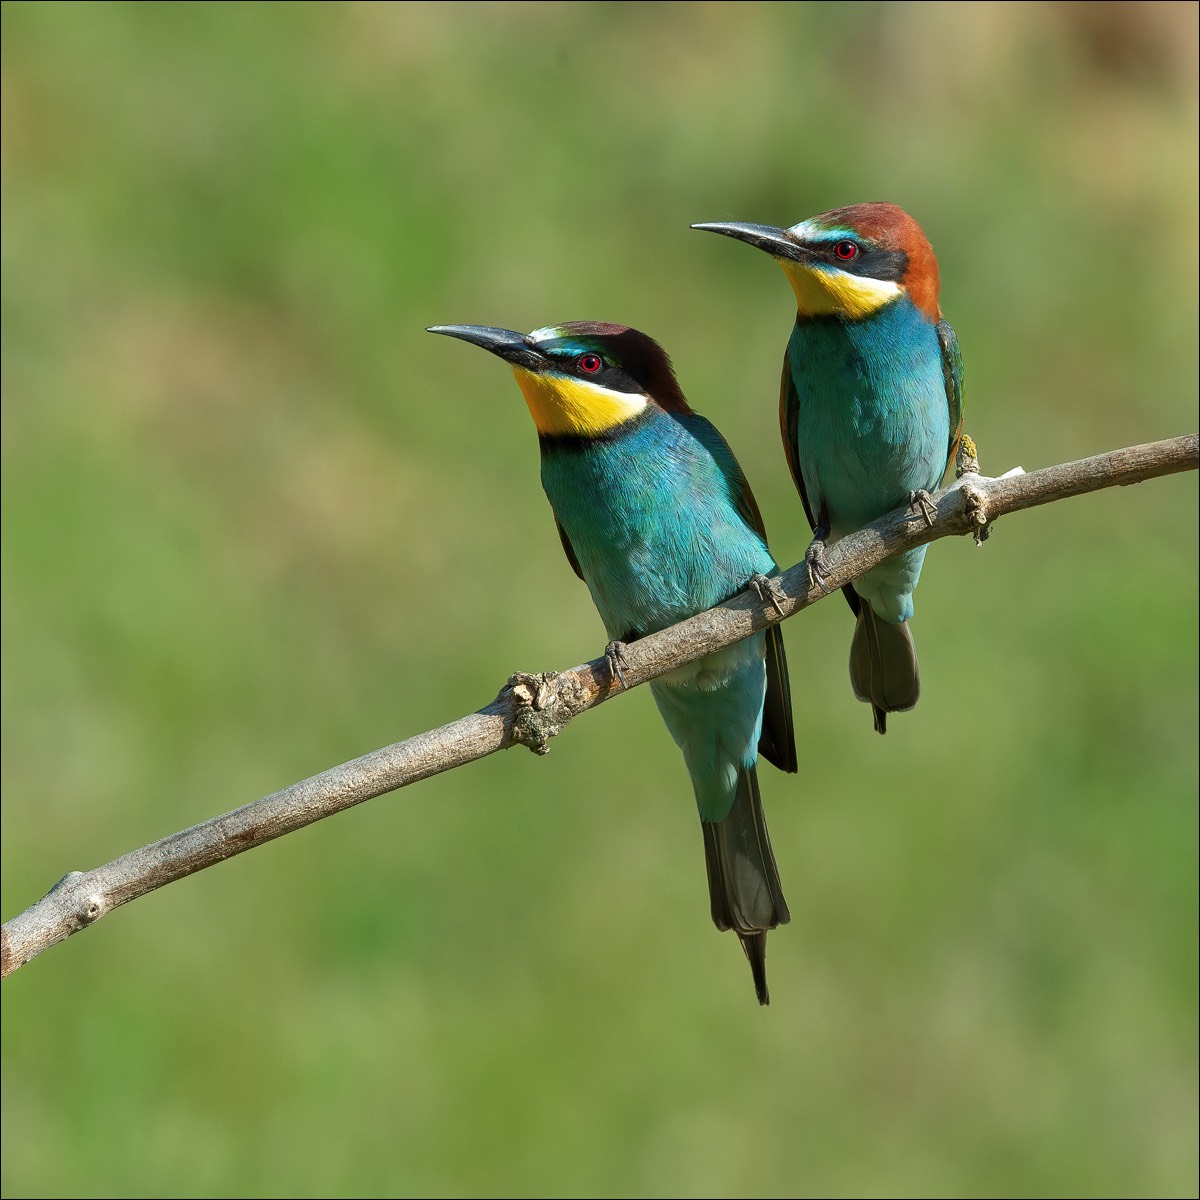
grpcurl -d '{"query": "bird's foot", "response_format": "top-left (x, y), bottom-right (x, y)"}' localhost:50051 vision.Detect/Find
top-left (604, 640), bottom-right (630, 690)
top-left (955, 433), bottom-right (980, 477)
top-left (906, 489), bottom-right (938, 527)
top-left (803, 539), bottom-right (833, 595)
top-left (747, 572), bottom-right (786, 616)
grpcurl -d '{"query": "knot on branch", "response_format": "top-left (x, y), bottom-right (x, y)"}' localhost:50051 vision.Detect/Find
top-left (502, 670), bottom-right (590, 756)
top-left (959, 480), bottom-right (993, 546)
top-left (49, 871), bottom-right (107, 928)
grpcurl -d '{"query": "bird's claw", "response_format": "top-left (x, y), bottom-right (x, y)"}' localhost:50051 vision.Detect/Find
top-left (748, 572), bottom-right (787, 616)
top-left (605, 640), bottom-right (630, 690)
top-left (803, 540), bottom-right (833, 595)
top-left (907, 489), bottom-right (938, 527)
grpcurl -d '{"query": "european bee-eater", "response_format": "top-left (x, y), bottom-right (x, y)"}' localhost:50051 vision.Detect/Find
top-left (694, 204), bottom-right (963, 733)
top-left (429, 321), bottom-right (796, 1004)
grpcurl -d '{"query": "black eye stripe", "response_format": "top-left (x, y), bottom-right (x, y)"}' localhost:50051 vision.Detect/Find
top-left (813, 241), bottom-right (908, 283)
top-left (533, 338), bottom-right (651, 395)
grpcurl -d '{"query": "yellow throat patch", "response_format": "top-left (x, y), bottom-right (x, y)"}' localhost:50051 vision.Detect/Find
top-left (512, 367), bottom-right (648, 438)
top-left (779, 259), bottom-right (903, 320)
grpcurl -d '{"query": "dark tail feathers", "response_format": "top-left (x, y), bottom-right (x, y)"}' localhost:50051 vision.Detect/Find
top-left (849, 603), bottom-right (920, 735)
top-left (702, 765), bottom-right (790, 1005)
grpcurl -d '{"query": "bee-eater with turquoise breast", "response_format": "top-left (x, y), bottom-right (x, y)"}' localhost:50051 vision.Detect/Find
top-left (693, 204), bottom-right (963, 733)
top-left (429, 321), bottom-right (796, 1004)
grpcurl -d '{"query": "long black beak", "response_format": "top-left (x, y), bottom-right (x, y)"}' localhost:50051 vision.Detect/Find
top-left (691, 221), bottom-right (810, 263)
top-left (426, 324), bottom-right (547, 371)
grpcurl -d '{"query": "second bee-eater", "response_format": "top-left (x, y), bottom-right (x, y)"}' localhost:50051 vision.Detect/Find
top-left (694, 203), bottom-right (964, 733)
top-left (429, 321), bottom-right (796, 1004)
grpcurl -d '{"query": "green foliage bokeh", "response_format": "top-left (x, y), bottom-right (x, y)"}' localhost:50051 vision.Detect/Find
top-left (2, 3), bottom-right (1197, 1197)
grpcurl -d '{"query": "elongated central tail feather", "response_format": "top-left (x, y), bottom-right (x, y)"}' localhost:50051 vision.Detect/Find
top-left (701, 764), bottom-right (790, 1005)
top-left (849, 604), bottom-right (920, 735)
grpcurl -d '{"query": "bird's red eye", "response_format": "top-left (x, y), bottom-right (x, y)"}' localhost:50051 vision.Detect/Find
top-left (834, 240), bottom-right (859, 261)
top-left (577, 354), bottom-right (603, 374)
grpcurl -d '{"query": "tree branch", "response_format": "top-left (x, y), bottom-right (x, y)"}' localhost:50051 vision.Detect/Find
top-left (3, 433), bottom-right (1196, 979)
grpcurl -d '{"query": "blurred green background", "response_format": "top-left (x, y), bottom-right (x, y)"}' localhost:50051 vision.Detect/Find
top-left (2, 2), bottom-right (1197, 1196)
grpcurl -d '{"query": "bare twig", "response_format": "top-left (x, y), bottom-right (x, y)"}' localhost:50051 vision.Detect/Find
top-left (2, 433), bottom-right (1196, 979)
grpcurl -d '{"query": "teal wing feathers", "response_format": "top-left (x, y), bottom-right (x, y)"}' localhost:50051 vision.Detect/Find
top-left (759, 623), bottom-right (797, 774)
top-left (686, 412), bottom-right (798, 776)
top-left (778, 351), bottom-right (817, 531)
top-left (555, 516), bottom-right (584, 581)
top-left (781, 342), bottom-right (864, 622)
top-left (556, 515), bottom-right (641, 642)
top-left (936, 318), bottom-right (964, 470)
